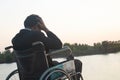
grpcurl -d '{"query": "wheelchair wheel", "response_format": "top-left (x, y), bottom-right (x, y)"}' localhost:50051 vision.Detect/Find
top-left (6, 69), bottom-right (19, 80)
top-left (40, 68), bottom-right (71, 80)
top-left (45, 69), bottom-right (71, 80)
top-left (71, 72), bottom-right (84, 80)
top-left (79, 73), bottom-right (84, 80)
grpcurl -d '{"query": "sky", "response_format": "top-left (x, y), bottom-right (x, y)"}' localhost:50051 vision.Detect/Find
top-left (0, 0), bottom-right (120, 51)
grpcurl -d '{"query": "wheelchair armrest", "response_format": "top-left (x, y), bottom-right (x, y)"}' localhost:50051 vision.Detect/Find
top-left (47, 46), bottom-right (72, 56)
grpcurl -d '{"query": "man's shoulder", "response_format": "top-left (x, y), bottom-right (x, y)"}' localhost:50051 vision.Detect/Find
top-left (12, 29), bottom-right (45, 41)
top-left (21, 29), bottom-right (46, 39)
top-left (20, 29), bottom-right (43, 34)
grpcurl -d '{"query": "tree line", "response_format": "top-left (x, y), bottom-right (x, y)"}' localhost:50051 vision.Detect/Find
top-left (0, 40), bottom-right (120, 63)
top-left (0, 50), bottom-right (15, 63)
top-left (64, 40), bottom-right (120, 56)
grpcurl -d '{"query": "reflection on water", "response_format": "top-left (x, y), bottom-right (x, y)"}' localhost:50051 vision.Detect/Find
top-left (0, 52), bottom-right (120, 80)
top-left (76, 52), bottom-right (120, 80)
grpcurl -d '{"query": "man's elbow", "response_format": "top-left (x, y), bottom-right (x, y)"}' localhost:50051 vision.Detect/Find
top-left (57, 42), bottom-right (62, 49)
top-left (55, 41), bottom-right (62, 49)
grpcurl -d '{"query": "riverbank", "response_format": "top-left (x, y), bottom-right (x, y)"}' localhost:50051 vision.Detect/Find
top-left (0, 51), bottom-right (120, 64)
top-left (1, 40), bottom-right (120, 63)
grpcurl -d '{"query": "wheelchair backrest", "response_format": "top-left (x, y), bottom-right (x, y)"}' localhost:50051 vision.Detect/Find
top-left (14, 42), bottom-right (49, 80)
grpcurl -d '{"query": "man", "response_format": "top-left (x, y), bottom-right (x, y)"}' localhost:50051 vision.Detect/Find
top-left (12, 14), bottom-right (62, 66)
top-left (12, 14), bottom-right (82, 79)
top-left (12, 14), bottom-right (62, 52)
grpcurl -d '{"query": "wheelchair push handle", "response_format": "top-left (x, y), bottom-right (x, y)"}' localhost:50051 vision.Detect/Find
top-left (5, 46), bottom-right (13, 50)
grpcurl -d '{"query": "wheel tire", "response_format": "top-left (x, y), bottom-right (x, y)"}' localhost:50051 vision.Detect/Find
top-left (40, 68), bottom-right (71, 80)
top-left (6, 69), bottom-right (19, 80)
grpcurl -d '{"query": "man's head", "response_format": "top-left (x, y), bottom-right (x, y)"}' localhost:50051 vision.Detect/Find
top-left (24, 14), bottom-right (42, 30)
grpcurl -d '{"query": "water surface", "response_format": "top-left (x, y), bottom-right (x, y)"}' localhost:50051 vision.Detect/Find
top-left (0, 52), bottom-right (120, 80)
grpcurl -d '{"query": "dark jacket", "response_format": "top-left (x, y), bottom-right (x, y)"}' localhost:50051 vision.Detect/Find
top-left (12, 29), bottom-right (62, 51)
top-left (12, 29), bottom-right (62, 66)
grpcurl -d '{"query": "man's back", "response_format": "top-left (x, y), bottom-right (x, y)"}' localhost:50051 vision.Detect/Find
top-left (12, 29), bottom-right (62, 52)
top-left (11, 14), bottom-right (62, 80)
top-left (12, 28), bottom-right (62, 66)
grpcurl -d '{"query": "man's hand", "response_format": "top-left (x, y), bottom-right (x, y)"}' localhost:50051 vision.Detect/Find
top-left (37, 18), bottom-right (49, 32)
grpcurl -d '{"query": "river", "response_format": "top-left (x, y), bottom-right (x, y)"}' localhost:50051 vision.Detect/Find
top-left (0, 52), bottom-right (120, 80)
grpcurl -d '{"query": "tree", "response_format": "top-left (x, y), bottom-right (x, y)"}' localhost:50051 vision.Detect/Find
top-left (102, 41), bottom-right (109, 53)
top-left (2, 50), bottom-right (14, 63)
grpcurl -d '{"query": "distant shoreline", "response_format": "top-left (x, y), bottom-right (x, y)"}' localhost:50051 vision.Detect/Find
top-left (1, 40), bottom-right (120, 64)
top-left (0, 51), bottom-right (120, 64)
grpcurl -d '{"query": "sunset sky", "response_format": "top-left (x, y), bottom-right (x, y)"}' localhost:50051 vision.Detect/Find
top-left (0, 0), bottom-right (120, 51)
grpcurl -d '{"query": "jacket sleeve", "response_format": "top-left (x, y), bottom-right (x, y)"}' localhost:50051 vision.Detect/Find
top-left (38, 31), bottom-right (62, 51)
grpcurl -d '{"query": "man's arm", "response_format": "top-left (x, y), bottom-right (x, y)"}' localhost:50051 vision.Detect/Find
top-left (37, 18), bottom-right (63, 50)
top-left (46, 31), bottom-right (62, 49)
top-left (37, 31), bottom-right (62, 52)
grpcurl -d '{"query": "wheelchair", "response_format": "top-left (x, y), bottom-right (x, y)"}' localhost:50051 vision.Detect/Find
top-left (5, 41), bottom-right (84, 80)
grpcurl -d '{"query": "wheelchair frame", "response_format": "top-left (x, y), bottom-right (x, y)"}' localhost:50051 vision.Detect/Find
top-left (5, 42), bottom-right (83, 80)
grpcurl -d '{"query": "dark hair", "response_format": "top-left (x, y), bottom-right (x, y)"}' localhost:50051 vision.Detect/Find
top-left (24, 14), bottom-right (41, 28)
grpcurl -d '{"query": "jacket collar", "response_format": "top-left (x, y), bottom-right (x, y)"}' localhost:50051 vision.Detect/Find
top-left (24, 28), bottom-right (32, 31)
